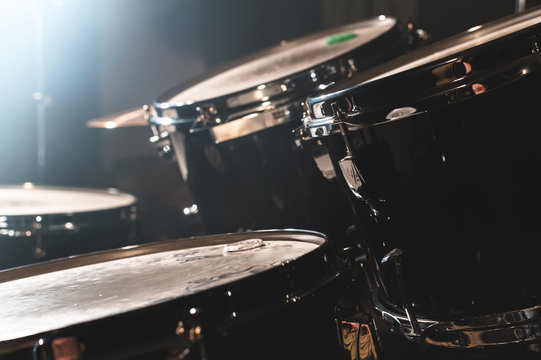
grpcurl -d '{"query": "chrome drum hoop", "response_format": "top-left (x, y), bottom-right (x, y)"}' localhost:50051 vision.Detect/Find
top-left (372, 287), bottom-right (541, 349)
top-left (0, 185), bottom-right (138, 269)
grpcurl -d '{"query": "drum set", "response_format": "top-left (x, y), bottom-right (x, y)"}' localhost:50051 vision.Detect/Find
top-left (2, 6), bottom-right (541, 360)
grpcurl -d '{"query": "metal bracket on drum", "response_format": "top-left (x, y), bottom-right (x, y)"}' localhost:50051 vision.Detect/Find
top-left (380, 248), bottom-right (421, 336)
top-left (372, 286), bottom-right (541, 349)
top-left (302, 110), bottom-right (360, 139)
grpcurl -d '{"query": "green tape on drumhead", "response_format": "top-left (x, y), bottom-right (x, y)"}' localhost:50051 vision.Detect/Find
top-left (326, 32), bottom-right (357, 45)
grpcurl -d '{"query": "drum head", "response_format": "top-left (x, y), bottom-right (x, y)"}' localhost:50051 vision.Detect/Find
top-left (0, 230), bottom-right (326, 343)
top-left (0, 185), bottom-right (136, 216)
top-left (159, 17), bottom-right (397, 105)
top-left (306, 7), bottom-right (541, 122)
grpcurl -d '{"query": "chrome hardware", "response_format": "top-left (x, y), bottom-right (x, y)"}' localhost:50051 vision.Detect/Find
top-left (423, 305), bottom-right (541, 348)
top-left (374, 289), bottom-right (541, 349)
top-left (302, 100), bottom-right (361, 139)
top-left (372, 290), bottom-right (437, 336)
top-left (210, 108), bottom-right (290, 143)
top-left (374, 251), bottom-right (541, 347)
top-left (148, 104), bottom-right (178, 162)
top-left (183, 204), bottom-right (199, 216)
top-left (303, 115), bottom-right (336, 138)
top-left (196, 103), bottom-right (218, 126)
top-left (385, 107), bottom-right (418, 121)
top-left (331, 102), bottom-right (353, 154)
top-left (327, 102), bottom-right (369, 201)
top-left (149, 131), bottom-right (174, 161)
top-left (380, 248), bottom-right (420, 335)
top-left (339, 156), bottom-right (366, 200)
top-left (148, 109), bottom-right (191, 181)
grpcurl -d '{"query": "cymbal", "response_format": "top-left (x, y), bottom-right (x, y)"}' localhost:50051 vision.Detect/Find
top-left (86, 107), bottom-right (148, 129)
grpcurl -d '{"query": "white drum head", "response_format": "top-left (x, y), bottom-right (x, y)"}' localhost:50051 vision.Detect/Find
top-left (0, 238), bottom-right (318, 341)
top-left (365, 9), bottom-right (541, 82)
top-left (168, 18), bottom-right (396, 104)
top-left (0, 186), bottom-right (136, 216)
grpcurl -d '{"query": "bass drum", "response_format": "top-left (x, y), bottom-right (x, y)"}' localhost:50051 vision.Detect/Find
top-left (0, 185), bottom-right (137, 269)
top-left (304, 6), bottom-right (541, 357)
top-left (148, 17), bottom-right (425, 247)
top-left (0, 230), bottom-right (346, 360)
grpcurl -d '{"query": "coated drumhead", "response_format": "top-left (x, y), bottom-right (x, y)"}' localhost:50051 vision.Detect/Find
top-left (0, 186), bottom-right (136, 216)
top-left (164, 17), bottom-right (396, 104)
top-left (366, 7), bottom-right (541, 82)
top-left (0, 231), bottom-right (323, 342)
top-left (311, 7), bottom-right (541, 100)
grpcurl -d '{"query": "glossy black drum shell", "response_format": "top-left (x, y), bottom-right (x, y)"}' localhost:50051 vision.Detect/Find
top-left (151, 18), bottom-right (424, 247)
top-left (0, 230), bottom-right (344, 359)
top-left (323, 67), bottom-right (541, 320)
top-left (184, 121), bottom-right (355, 242)
top-left (0, 188), bottom-right (138, 270)
top-left (0, 211), bottom-right (137, 270)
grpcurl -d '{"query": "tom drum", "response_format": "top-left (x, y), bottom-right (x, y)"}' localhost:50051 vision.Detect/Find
top-left (0, 185), bottom-right (137, 269)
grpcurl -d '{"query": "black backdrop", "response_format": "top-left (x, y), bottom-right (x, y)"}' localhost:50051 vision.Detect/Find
top-left (1, 0), bottom-right (539, 241)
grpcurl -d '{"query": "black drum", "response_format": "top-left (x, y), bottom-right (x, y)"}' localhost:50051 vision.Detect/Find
top-left (303, 6), bottom-right (541, 352)
top-left (0, 230), bottom-right (345, 359)
top-left (0, 185), bottom-right (137, 269)
top-left (147, 17), bottom-right (424, 244)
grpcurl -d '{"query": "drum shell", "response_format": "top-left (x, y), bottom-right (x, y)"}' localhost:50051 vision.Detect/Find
top-left (323, 68), bottom-right (541, 319)
top-left (153, 18), bottom-right (424, 245)
top-left (0, 207), bottom-right (138, 269)
top-left (183, 120), bottom-right (355, 243)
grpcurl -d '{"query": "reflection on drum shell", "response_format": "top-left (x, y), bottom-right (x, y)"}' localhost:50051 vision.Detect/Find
top-left (323, 67), bottom-right (541, 319)
top-left (0, 186), bottom-right (138, 269)
top-left (183, 122), bottom-right (354, 240)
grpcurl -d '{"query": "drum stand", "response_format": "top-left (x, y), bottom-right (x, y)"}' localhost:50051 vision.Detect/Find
top-left (31, 0), bottom-right (50, 185)
top-left (30, 1), bottom-right (50, 259)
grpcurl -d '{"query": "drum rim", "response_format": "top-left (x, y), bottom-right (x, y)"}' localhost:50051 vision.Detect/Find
top-left (0, 185), bottom-right (137, 237)
top-left (148, 15), bottom-right (409, 141)
top-left (154, 16), bottom-right (399, 106)
top-left (304, 5), bottom-right (541, 135)
top-left (0, 229), bottom-right (337, 353)
top-left (371, 287), bottom-right (541, 348)
top-left (0, 228), bottom-right (327, 282)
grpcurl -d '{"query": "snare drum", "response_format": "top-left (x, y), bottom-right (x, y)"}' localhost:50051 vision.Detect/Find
top-left (0, 230), bottom-right (343, 359)
top-left (304, 6), bottom-right (541, 350)
top-left (148, 17), bottom-right (423, 244)
top-left (0, 185), bottom-right (137, 269)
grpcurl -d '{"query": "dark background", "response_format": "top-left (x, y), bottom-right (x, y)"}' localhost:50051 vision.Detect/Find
top-left (1, 0), bottom-right (539, 241)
